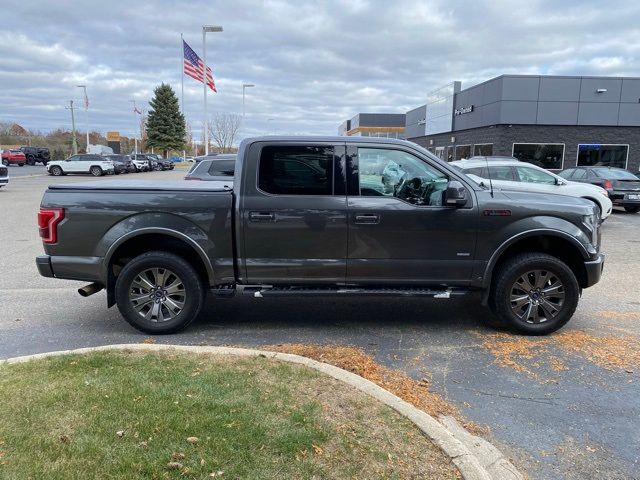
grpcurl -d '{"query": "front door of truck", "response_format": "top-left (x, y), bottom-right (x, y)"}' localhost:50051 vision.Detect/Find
top-left (240, 142), bottom-right (348, 285)
top-left (346, 145), bottom-right (478, 285)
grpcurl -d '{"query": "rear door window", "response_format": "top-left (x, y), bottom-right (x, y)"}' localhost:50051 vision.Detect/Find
top-left (487, 166), bottom-right (516, 181)
top-left (259, 145), bottom-right (333, 195)
top-left (515, 166), bottom-right (556, 184)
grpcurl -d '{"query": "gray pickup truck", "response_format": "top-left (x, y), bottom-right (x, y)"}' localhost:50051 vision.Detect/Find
top-left (36, 136), bottom-right (604, 335)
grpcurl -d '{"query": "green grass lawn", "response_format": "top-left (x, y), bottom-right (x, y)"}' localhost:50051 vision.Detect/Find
top-left (0, 350), bottom-right (458, 479)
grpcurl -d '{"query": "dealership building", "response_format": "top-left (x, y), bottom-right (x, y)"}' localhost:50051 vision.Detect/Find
top-left (401, 75), bottom-right (640, 172)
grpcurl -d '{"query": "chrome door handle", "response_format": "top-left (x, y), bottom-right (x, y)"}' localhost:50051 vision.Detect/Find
top-left (249, 212), bottom-right (275, 222)
top-left (354, 214), bottom-right (380, 224)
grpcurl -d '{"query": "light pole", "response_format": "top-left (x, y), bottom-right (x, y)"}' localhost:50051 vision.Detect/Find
top-left (65, 100), bottom-right (78, 155)
top-left (202, 24), bottom-right (223, 156)
top-left (129, 100), bottom-right (139, 154)
top-left (76, 85), bottom-right (89, 151)
top-left (242, 83), bottom-right (254, 118)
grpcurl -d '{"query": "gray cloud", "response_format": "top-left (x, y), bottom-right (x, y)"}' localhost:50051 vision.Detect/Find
top-left (1, 0), bottom-right (639, 141)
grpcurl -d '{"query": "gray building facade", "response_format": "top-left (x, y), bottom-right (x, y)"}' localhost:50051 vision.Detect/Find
top-left (407, 75), bottom-right (640, 172)
top-left (339, 113), bottom-right (406, 139)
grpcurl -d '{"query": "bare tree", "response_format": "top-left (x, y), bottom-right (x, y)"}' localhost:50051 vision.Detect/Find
top-left (208, 113), bottom-right (242, 153)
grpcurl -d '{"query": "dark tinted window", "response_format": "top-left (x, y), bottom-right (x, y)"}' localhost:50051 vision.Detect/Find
top-left (208, 160), bottom-right (235, 176)
top-left (512, 143), bottom-right (564, 169)
top-left (259, 146), bottom-right (333, 195)
top-left (578, 145), bottom-right (628, 168)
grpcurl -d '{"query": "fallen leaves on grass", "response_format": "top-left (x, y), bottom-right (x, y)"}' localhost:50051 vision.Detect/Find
top-left (166, 462), bottom-right (183, 470)
top-left (266, 343), bottom-right (485, 434)
top-left (142, 338), bottom-right (156, 344)
top-left (186, 437), bottom-right (199, 444)
top-left (115, 430), bottom-right (125, 438)
top-left (59, 434), bottom-right (70, 444)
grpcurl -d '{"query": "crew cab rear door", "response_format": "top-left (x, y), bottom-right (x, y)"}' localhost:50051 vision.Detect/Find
top-left (239, 141), bottom-right (348, 285)
top-left (345, 144), bottom-right (478, 285)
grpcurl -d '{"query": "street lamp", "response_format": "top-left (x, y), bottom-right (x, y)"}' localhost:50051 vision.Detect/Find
top-left (76, 85), bottom-right (89, 151)
top-left (202, 24), bottom-right (223, 155)
top-left (242, 83), bottom-right (255, 118)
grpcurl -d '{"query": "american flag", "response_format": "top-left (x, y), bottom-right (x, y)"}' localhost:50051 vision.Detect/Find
top-left (183, 40), bottom-right (217, 92)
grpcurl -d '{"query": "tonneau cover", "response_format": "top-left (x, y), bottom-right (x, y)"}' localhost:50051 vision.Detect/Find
top-left (48, 179), bottom-right (233, 192)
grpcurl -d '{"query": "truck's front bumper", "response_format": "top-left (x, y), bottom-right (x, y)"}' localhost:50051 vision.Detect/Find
top-left (583, 253), bottom-right (605, 288)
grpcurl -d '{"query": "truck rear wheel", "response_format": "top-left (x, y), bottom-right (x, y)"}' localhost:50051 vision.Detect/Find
top-left (489, 253), bottom-right (579, 335)
top-left (115, 251), bottom-right (204, 334)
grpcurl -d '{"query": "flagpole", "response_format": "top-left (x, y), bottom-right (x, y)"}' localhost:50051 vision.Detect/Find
top-left (202, 27), bottom-right (208, 155)
top-left (180, 33), bottom-right (185, 114)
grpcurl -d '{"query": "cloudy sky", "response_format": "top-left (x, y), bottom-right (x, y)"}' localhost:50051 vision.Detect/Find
top-left (1, 0), bottom-right (639, 141)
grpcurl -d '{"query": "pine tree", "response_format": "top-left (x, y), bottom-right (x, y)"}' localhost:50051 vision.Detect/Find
top-left (145, 84), bottom-right (186, 155)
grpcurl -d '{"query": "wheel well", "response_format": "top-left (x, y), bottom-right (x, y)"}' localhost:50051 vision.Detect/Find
top-left (581, 197), bottom-right (600, 209)
top-left (107, 233), bottom-right (209, 305)
top-left (490, 235), bottom-right (588, 290)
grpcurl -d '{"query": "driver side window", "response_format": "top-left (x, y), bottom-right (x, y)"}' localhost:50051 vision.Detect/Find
top-left (516, 166), bottom-right (556, 184)
top-left (358, 148), bottom-right (448, 206)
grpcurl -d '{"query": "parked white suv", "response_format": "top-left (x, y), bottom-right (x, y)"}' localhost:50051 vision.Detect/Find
top-left (47, 154), bottom-right (115, 177)
top-left (452, 157), bottom-right (613, 220)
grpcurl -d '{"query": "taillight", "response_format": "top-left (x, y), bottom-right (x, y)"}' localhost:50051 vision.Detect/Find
top-left (603, 179), bottom-right (613, 189)
top-left (38, 207), bottom-right (65, 244)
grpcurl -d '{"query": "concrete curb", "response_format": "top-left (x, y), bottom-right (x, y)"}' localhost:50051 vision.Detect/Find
top-left (2, 344), bottom-right (521, 480)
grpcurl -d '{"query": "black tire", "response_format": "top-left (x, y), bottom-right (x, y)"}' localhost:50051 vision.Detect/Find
top-left (18, 163), bottom-right (24, 167)
top-left (624, 206), bottom-right (640, 213)
top-left (115, 251), bottom-right (204, 334)
top-left (90, 166), bottom-right (103, 177)
top-left (1, 159), bottom-right (7, 166)
top-left (489, 252), bottom-right (580, 335)
top-left (26, 156), bottom-right (35, 166)
top-left (50, 165), bottom-right (63, 176)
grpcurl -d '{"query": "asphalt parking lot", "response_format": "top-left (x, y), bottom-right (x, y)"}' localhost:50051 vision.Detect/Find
top-left (1, 169), bottom-right (639, 479)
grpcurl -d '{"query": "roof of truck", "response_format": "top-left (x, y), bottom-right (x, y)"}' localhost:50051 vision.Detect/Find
top-left (241, 135), bottom-right (413, 146)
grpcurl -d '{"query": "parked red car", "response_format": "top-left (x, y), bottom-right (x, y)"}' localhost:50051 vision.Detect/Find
top-left (1, 149), bottom-right (26, 166)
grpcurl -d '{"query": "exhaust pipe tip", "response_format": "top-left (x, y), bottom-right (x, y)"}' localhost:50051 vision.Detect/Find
top-left (78, 282), bottom-right (104, 297)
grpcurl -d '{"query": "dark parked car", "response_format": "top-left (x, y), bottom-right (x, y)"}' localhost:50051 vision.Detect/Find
top-left (36, 136), bottom-right (604, 335)
top-left (2, 149), bottom-right (26, 166)
top-left (147, 154), bottom-right (174, 171)
top-left (105, 155), bottom-right (135, 174)
top-left (19, 146), bottom-right (50, 165)
top-left (185, 155), bottom-right (236, 181)
top-left (559, 166), bottom-right (640, 213)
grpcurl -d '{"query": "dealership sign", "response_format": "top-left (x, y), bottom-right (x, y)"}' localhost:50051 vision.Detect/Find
top-left (454, 105), bottom-right (474, 116)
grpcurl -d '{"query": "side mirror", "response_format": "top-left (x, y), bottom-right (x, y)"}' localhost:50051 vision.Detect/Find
top-left (445, 180), bottom-right (468, 207)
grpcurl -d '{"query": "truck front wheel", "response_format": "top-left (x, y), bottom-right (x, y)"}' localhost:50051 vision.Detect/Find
top-left (115, 251), bottom-right (204, 334)
top-left (489, 253), bottom-right (579, 335)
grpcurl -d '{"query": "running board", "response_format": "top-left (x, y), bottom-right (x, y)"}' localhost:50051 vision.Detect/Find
top-left (240, 286), bottom-right (469, 299)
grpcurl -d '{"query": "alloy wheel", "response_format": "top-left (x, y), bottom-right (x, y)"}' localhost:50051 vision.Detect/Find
top-left (509, 269), bottom-right (565, 324)
top-left (129, 268), bottom-right (186, 323)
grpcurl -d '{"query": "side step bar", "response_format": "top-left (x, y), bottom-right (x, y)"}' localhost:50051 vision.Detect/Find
top-left (238, 286), bottom-right (470, 299)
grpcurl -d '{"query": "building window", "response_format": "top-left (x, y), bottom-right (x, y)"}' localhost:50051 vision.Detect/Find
top-left (455, 145), bottom-right (471, 160)
top-left (473, 144), bottom-right (493, 156)
top-left (577, 144), bottom-right (628, 169)
top-left (446, 146), bottom-right (454, 162)
top-left (512, 143), bottom-right (564, 170)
